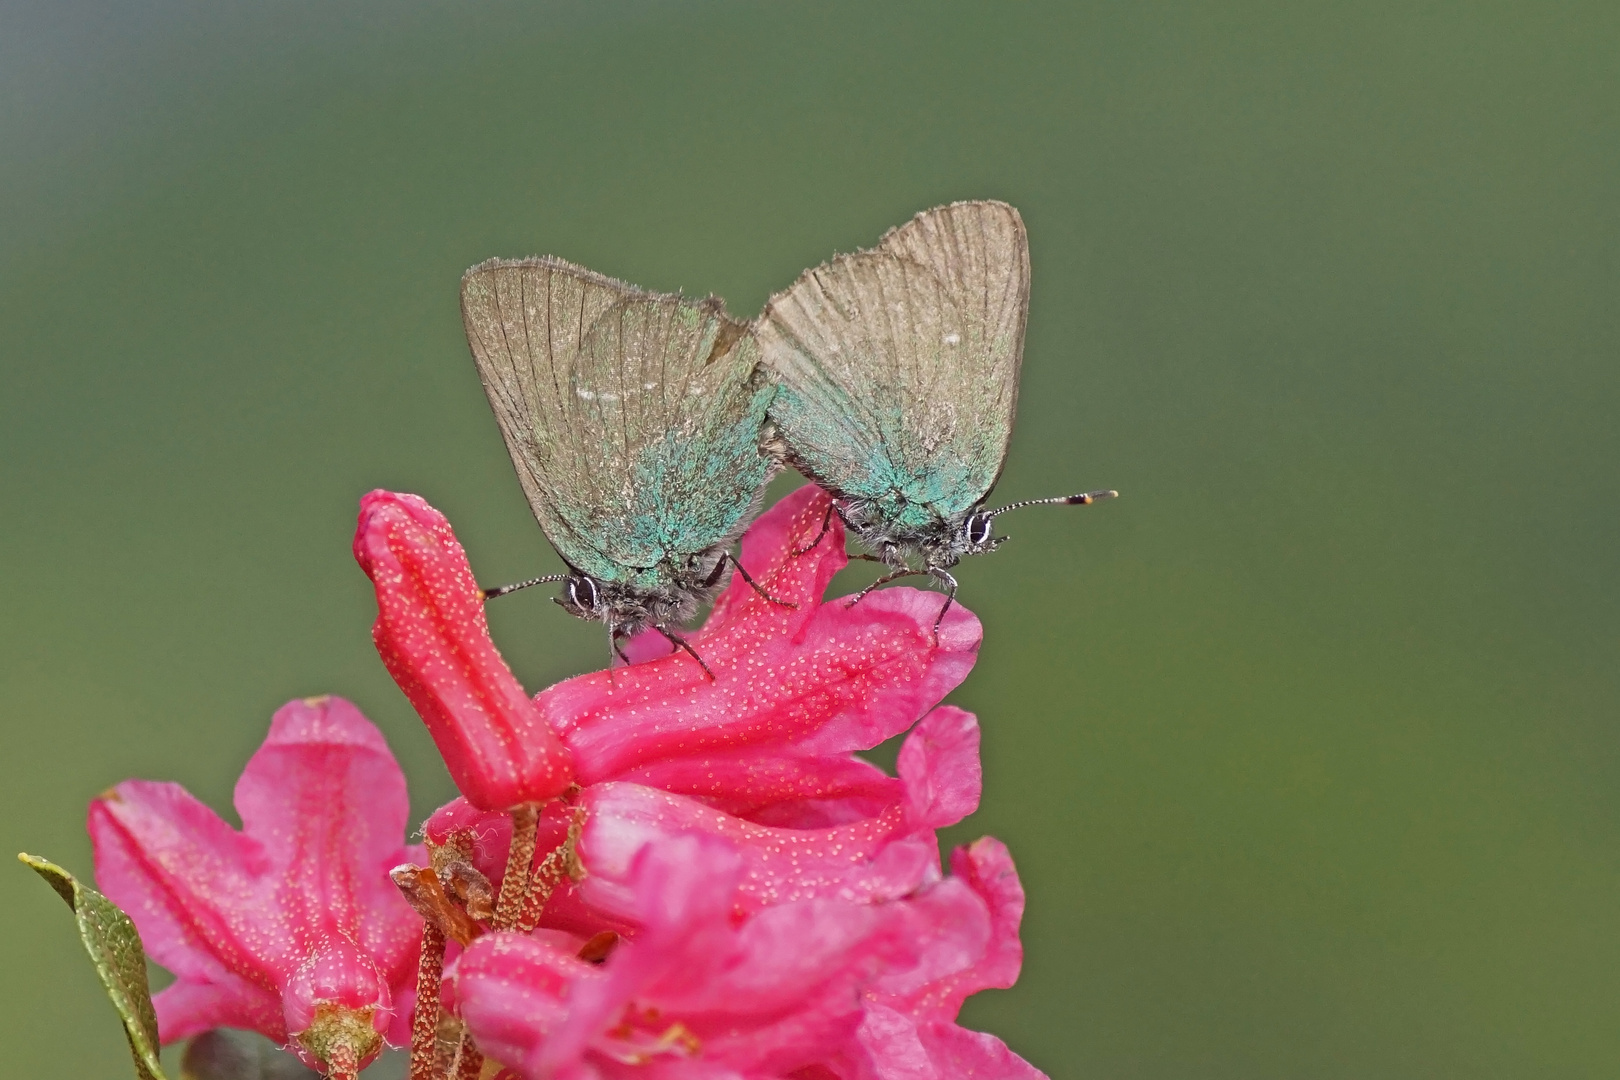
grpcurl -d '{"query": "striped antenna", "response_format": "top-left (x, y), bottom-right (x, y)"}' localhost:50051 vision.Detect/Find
top-left (483, 574), bottom-right (568, 601)
top-left (987, 489), bottom-right (1118, 518)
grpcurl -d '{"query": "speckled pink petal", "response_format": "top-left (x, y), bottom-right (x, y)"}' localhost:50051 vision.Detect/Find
top-left (615, 750), bottom-right (899, 825)
top-left (152, 974), bottom-right (285, 1045)
top-left (90, 697), bottom-right (425, 1054)
top-left (897, 707), bottom-right (982, 831)
top-left (424, 796), bottom-right (574, 888)
top-left (855, 1007), bottom-right (1047, 1080)
top-left (869, 839), bottom-right (1026, 1022)
top-left (355, 490), bottom-right (574, 811)
top-left (944, 839), bottom-right (1025, 1002)
top-left (540, 487), bottom-right (982, 783)
top-left (237, 697), bottom-right (423, 978)
top-left (453, 932), bottom-right (602, 1077)
top-left (576, 783), bottom-right (934, 918)
top-left (457, 836), bottom-right (899, 1080)
top-left (89, 779), bottom-right (271, 994)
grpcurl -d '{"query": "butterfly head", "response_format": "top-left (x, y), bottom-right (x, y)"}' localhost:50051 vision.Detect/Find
top-left (554, 573), bottom-right (608, 621)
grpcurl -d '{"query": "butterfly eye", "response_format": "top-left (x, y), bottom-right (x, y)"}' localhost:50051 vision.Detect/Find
top-left (568, 575), bottom-right (601, 612)
top-left (965, 513), bottom-right (995, 547)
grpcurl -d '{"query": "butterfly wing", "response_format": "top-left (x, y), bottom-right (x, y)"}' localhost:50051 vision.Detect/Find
top-left (756, 200), bottom-right (1029, 527)
top-left (461, 256), bottom-right (773, 585)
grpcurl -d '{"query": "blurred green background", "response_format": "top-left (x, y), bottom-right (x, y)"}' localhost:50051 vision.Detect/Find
top-left (3, 1), bottom-right (1617, 1075)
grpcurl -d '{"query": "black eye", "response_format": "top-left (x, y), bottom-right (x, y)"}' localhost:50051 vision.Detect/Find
top-left (966, 513), bottom-right (994, 546)
top-left (568, 576), bottom-right (600, 611)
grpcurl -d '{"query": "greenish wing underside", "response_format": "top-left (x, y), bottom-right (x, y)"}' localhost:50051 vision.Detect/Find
top-left (461, 256), bottom-right (770, 579)
top-left (757, 200), bottom-right (1030, 518)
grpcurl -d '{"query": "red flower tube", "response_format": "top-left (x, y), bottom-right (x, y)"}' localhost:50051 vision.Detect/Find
top-left (354, 490), bottom-right (573, 811)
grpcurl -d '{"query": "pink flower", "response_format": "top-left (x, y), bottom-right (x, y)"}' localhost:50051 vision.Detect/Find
top-left (453, 834), bottom-right (904, 1080)
top-left (88, 696), bottom-right (425, 1075)
top-left (419, 486), bottom-right (990, 950)
top-left (407, 486), bottom-right (1042, 1077)
top-left (572, 704), bottom-right (984, 920)
top-left (453, 832), bottom-right (1043, 1080)
top-left (354, 490), bottom-right (574, 812)
top-left (423, 484), bottom-right (981, 862)
top-left (840, 838), bottom-right (1040, 1080)
top-left (541, 485), bottom-right (982, 794)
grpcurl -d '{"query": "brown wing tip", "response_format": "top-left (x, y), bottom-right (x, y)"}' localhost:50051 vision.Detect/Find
top-left (878, 199), bottom-right (1026, 248)
top-left (461, 256), bottom-right (736, 319)
top-left (755, 199), bottom-right (1027, 323)
top-left (460, 254), bottom-right (650, 298)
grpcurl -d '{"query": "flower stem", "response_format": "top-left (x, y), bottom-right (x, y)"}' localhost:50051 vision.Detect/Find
top-left (493, 803), bottom-right (539, 930)
top-left (408, 921), bottom-right (446, 1080)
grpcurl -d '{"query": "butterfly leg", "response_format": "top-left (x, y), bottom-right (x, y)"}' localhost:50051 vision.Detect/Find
top-left (655, 625), bottom-right (716, 681)
top-left (727, 553), bottom-right (796, 609)
top-left (790, 502), bottom-right (837, 558)
top-left (608, 628), bottom-right (632, 667)
top-left (927, 568), bottom-right (960, 642)
top-left (845, 566), bottom-right (928, 608)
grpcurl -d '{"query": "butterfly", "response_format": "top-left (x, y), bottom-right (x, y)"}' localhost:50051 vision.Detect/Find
top-left (461, 255), bottom-right (779, 672)
top-left (755, 200), bottom-right (1115, 627)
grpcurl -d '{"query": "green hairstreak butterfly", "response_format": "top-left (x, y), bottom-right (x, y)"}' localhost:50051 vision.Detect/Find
top-left (460, 255), bottom-right (779, 671)
top-left (754, 200), bottom-right (1116, 627)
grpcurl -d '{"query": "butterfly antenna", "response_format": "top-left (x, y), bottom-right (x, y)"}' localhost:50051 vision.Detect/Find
top-left (987, 489), bottom-right (1118, 518)
top-left (483, 574), bottom-right (568, 601)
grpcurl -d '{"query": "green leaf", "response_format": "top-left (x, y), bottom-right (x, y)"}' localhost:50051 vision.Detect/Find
top-left (20, 852), bottom-right (167, 1080)
top-left (181, 1030), bottom-right (321, 1080)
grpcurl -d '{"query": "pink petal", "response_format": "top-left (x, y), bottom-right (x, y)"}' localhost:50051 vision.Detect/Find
top-left (946, 838), bottom-right (1025, 999)
top-left (90, 698), bottom-right (426, 1049)
top-left (909, 1019), bottom-right (1046, 1080)
top-left (615, 750), bottom-right (899, 824)
top-left (854, 1005), bottom-right (1045, 1080)
top-left (898, 707), bottom-right (982, 831)
top-left (458, 835), bottom-right (897, 1079)
top-left (452, 932), bottom-right (602, 1078)
top-left (577, 783), bottom-right (934, 917)
top-left (424, 796), bottom-right (573, 890)
top-left (235, 697), bottom-right (423, 978)
top-left (354, 490), bottom-right (574, 810)
top-left (870, 839), bottom-right (1026, 1022)
top-left (540, 488), bottom-right (982, 783)
top-left (153, 975), bottom-right (285, 1045)
top-left (89, 779), bottom-right (274, 995)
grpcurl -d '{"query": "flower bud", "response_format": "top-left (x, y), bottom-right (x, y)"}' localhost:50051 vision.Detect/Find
top-left (354, 490), bottom-right (574, 810)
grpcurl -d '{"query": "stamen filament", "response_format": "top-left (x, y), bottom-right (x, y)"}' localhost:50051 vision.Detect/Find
top-left (493, 803), bottom-right (540, 930)
top-left (407, 922), bottom-right (445, 1080)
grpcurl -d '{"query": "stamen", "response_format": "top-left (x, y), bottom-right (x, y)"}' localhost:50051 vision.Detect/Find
top-left (516, 803), bottom-right (588, 932)
top-left (493, 804), bottom-right (540, 930)
top-left (406, 922), bottom-right (444, 1080)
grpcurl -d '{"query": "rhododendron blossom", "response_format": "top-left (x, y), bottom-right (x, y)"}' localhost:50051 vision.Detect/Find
top-left (87, 696), bottom-right (425, 1076)
top-left (355, 489), bottom-right (575, 813)
top-left (67, 485), bottom-right (1047, 1080)
top-left (377, 488), bottom-right (1045, 1078)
